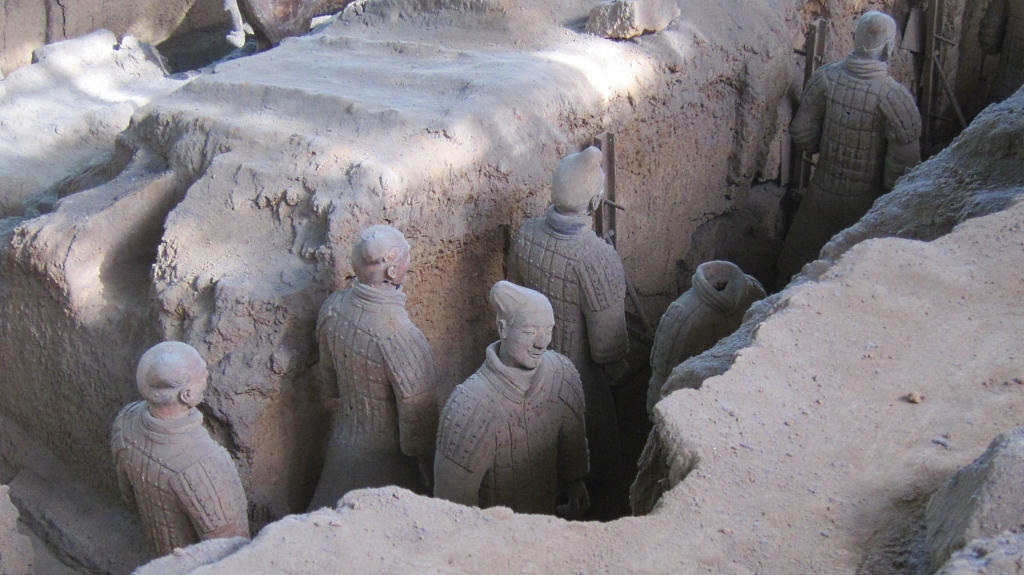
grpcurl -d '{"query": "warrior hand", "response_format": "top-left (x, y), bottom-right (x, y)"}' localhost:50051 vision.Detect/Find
top-left (556, 480), bottom-right (590, 520)
top-left (602, 359), bottom-right (630, 387)
top-left (418, 454), bottom-right (435, 490)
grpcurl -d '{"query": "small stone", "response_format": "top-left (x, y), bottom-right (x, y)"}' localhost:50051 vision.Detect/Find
top-left (904, 391), bottom-right (924, 403)
top-left (585, 0), bottom-right (680, 40)
top-left (173, 547), bottom-right (186, 557)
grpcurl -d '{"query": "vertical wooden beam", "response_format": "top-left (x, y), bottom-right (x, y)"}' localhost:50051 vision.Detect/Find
top-left (921, 0), bottom-right (944, 147)
top-left (789, 19), bottom-right (828, 192)
top-left (592, 133), bottom-right (616, 247)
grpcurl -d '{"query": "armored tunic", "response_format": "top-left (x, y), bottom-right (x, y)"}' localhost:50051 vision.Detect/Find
top-left (111, 402), bottom-right (249, 557)
top-left (647, 262), bottom-right (765, 414)
top-left (434, 344), bottom-right (589, 514)
top-left (506, 206), bottom-right (627, 479)
top-left (980, 0), bottom-right (1024, 102)
top-left (778, 55), bottom-right (921, 282)
top-left (309, 280), bottom-right (438, 509)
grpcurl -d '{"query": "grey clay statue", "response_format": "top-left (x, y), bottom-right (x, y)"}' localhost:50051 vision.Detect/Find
top-left (647, 261), bottom-right (765, 415)
top-left (980, 0), bottom-right (1024, 102)
top-left (506, 146), bottom-right (628, 482)
top-left (309, 225), bottom-right (439, 509)
top-left (777, 11), bottom-right (922, 284)
top-left (434, 281), bottom-right (590, 518)
top-left (111, 342), bottom-right (250, 557)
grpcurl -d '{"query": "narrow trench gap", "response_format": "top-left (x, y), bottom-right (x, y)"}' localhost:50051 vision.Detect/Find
top-left (156, 22), bottom-right (259, 75)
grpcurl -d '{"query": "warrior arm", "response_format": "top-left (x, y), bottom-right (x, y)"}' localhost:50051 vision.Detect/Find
top-left (578, 247), bottom-right (629, 365)
top-left (381, 327), bottom-right (440, 458)
top-left (433, 453), bottom-right (487, 508)
top-left (880, 85), bottom-right (923, 191)
top-left (110, 407), bottom-right (138, 512)
top-left (315, 296), bottom-right (341, 401)
top-left (505, 238), bottom-right (523, 285)
top-left (433, 385), bottom-right (493, 507)
top-left (114, 458), bottom-right (138, 513)
top-left (555, 357), bottom-right (590, 484)
top-left (979, 0), bottom-right (1008, 55)
top-left (790, 67), bottom-right (831, 153)
top-left (173, 453), bottom-right (251, 542)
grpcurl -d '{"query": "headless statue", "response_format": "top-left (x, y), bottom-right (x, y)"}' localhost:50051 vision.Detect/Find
top-left (647, 261), bottom-right (765, 415)
top-left (777, 11), bottom-right (921, 285)
top-left (506, 147), bottom-right (628, 483)
top-left (111, 342), bottom-right (249, 558)
top-left (309, 225), bottom-right (438, 509)
top-left (980, 0), bottom-right (1024, 102)
top-left (434, 281), bottom-right (590, 518)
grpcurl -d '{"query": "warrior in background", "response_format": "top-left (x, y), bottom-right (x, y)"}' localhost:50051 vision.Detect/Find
top-left (309, 225), bottom-right (438, 509)
top-left (506, 147), bottom-right (629, 484)
top-left (647, 261), bottom-right (764, 415)
top-left (777, 11), bottom-right (921, 284)
top-left (111, 342), bottom-right (250, 557)
top-left (979, 0), bottom-right (1024, 102)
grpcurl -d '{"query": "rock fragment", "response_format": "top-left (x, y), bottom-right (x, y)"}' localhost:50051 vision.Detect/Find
top-left (585, 0), bottom-right (680, 40)
top-left (926, 428), bottom-right (1024, 568)
top-left (933, 531), bottom-right (1024, 575)
top-left (0, 485), bottom-right (34, 575)
top-left (133, 537), bottom-right (249, 575)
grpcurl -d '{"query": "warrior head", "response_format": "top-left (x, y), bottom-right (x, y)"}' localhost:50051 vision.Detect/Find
top-left (137, 341), bottom-right (208, 420)
top-left (854, 11), bottom-right (897, 62)
top-left (351, 225), bottom-right (412, 289)
top-left (490, 281), bottom-right (555, 370)
top-left (551, 147), bottom-right (605, 216)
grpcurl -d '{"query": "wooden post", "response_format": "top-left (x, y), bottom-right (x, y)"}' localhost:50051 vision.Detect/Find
top-left (921, 0), bottom-right (944, 146)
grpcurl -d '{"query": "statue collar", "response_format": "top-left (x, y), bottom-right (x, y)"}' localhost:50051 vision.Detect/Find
top-left (692, 263), bottom-right (748, 316)
top-left (140, 405), bottom-right (205, 444)
top-left (483, 341), bottom-right (539, 401)
top-left (544, 205), bottom-right (592, 237)
top-left (351, 278), bottom-right (407, 307)
top-left (842, 54), bottom-right (889, 80)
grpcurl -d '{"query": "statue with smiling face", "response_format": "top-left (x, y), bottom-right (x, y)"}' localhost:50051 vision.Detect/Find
top-left (434, 281), bottom-right (590, 518)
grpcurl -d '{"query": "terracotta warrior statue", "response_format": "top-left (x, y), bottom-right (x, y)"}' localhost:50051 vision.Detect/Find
top-left (980, 0), bottom-right (1024, 102)
top-left (434, 281), bottom-right (590, 517)
top-left (506, 147), bottom-right (628, 482)
top-left (309, 225), bottom-right (438, 509)
top-left (111, 342), bottom-right (250, 557)
top-left (647, 261), bottom-right (765, 415)
top-left (777, 11), bottom-right (921, 284)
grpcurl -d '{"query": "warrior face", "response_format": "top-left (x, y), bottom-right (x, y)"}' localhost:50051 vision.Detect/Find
top-left (491, 280), bottom-right (556, 370)
top-left (499, 316), bottom-right (554, 371)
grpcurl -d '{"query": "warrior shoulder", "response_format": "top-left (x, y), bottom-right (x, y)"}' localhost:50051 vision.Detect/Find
top-left (576, 240), bottom-right (626, 311)
top-left (436, 378), bottom-right (496, 473)
top-left (879, 80), bottom-right (922, 145)
top-left (111, 402), bottom-right (145, 455)
top-left (317, 289), bottom-right (351, 332)
top-left (542, 352), bottom-right (585, 418)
